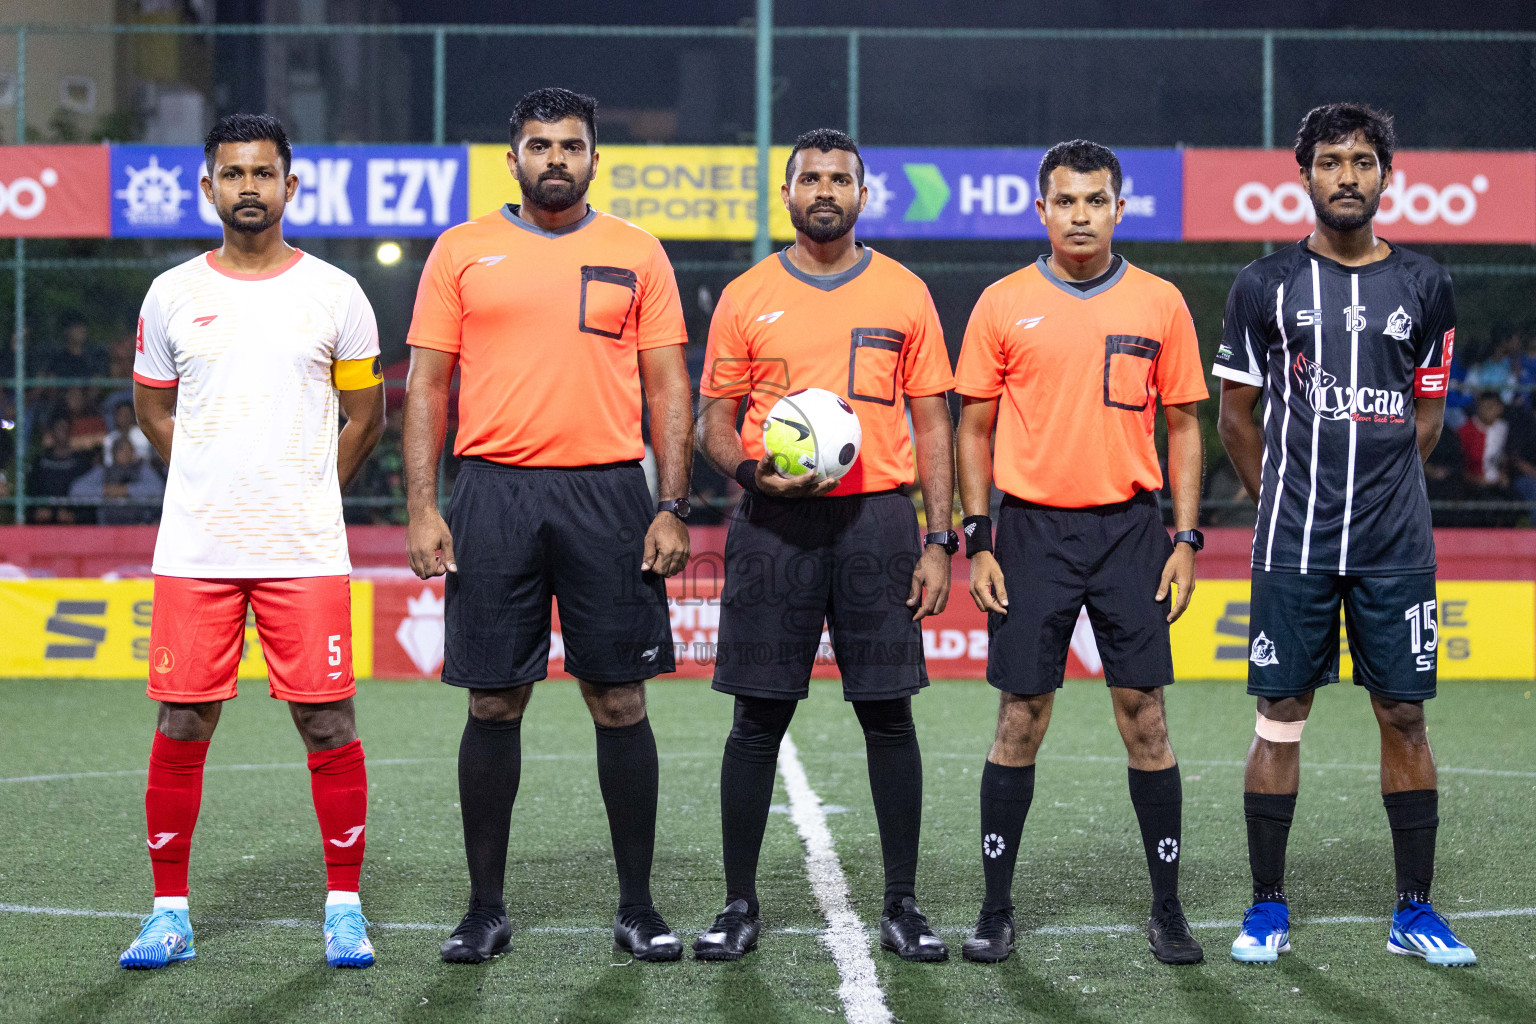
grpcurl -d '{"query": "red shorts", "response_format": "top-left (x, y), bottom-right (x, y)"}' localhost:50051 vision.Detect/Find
top-left (146, 575), bottom-right (356, 704)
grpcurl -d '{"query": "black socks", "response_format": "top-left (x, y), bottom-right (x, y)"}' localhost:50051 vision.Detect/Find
top-left (458, 713), bottom-right (523, 909)
top-left (594, 717), bottom-right (661, 909)
top-left (853, 698), bottom-right (923, 916)
top-left (720, 696), bottom-right (797, 916)
top-left (1128, 765), bottom-right (1184, 911)
top-left (716, 696), bottom-right (925, 918)
top-left (978, 761), bottom-right (1035, 914)
top-left (1383, 789), bottom-right (1438, 909)
top-left (1244, 791), bottom-right (1298, 904)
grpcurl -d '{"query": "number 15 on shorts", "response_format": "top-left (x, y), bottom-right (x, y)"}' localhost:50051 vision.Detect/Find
top-left (1404, 600), bottom-right (1437, 673)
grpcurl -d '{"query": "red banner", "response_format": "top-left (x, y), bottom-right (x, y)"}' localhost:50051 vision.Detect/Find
top-left (369, 563), bottom-right (1100, 681)
top-left (0, 146), bottom-right (111, 238)
top-left (1183, 149), bottom-right (1536, 243)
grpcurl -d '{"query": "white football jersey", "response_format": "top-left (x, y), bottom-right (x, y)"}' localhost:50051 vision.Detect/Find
top-left (134, 249), bottom-right (380, 578)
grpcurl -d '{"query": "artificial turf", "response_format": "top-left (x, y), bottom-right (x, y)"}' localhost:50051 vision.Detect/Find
top-left (1, 676), bottom-right (1532, 1024)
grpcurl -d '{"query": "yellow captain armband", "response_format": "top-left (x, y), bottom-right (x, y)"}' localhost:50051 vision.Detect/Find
top-left (333, 356), bottom-right (384, 391)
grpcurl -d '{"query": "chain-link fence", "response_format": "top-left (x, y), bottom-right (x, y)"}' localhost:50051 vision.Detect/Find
top-left (6, 21), bottom-right (1536, 525)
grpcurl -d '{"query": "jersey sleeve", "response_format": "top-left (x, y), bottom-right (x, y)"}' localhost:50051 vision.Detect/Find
top-left (1212, 263), bottom-right (1270, 388)
top-left (132, 282), bottom-right (178, 387)
top-left (900, 288), bottom-right (955, 398)
top-left (634, 240), bottom-right (689, 351)
top-left (1156, 291), bottom-right (1210, 405)
top-left (953, 286), bottom-right (1007, 399)
top-left (333, 278), bottom-right (382, 362)
top-left (406, 232), bottom-right (463, 354)
top-left (698, 287), bottom-right (753, 399)
top-left (1414, 265), bottom-right (1456, 398)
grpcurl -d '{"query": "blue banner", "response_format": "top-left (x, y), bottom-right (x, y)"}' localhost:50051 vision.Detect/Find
top-left (854, 147), bottom-right (1183, 241)
top-left (110, 144), bottom-right (469, 238)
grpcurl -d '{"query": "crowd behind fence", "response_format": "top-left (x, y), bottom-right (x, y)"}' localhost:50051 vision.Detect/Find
top-left (5, 20), bottom-right (1536, 526)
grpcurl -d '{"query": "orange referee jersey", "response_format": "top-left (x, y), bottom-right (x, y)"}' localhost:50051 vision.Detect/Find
top-left (955, 257), bottom-right (1207, 507)
top-left (700, 246), bottom-right (954, 495)
top-left (407, 205), bottom-right (687, 467)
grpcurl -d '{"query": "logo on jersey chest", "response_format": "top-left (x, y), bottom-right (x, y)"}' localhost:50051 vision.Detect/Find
top-left (1293, 352), bottom-right (1406, 422)
top-left (1295, 304), bottom-right (1395, 336)
top-left (1385, 306), bottom-right (1413, 340)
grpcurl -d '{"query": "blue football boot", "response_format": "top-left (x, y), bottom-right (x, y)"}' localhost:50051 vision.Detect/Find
top-left (1388, 900), bottom-right (1476, 966)
top-left (324, 904), bottom-right (376, 968)
top-left (1230, 901), bottom-right (1291, 963)
top-left (119, 907), bottom-right (196, 969)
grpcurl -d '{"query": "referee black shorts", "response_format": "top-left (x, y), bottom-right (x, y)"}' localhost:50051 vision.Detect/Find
top-left (441, 457), bottom-right (675, 689)
top-left (712, 490), bottom-right (928, 702)
top-left (987, 491), bottom-right (1174, 695)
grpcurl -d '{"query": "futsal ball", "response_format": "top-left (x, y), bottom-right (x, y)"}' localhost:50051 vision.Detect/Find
top-left (762, 388), bottom-right (863, 481)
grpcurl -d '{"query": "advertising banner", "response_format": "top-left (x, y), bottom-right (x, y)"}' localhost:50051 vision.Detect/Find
top-left (1169, 580), bottom-right (1535, 680)
top-left (855, 147), bottom-right (1184, 241)
top-left (0, 575), bottom-right (1527, 682)
top-left (468, 145), bottom-right (1182, 242)
top-left (468, 143), bottom-right (797, 240)
top-left (0, 580), bottom-right (374, 680)
top-left (372, 574), bottom-right (1101, 681)
top-left (1182, 149), bottom-right (1536, 243)
top-left (110, 144), bottom-right (469, 238)
top-left (0, 145), bottom-right (111, 238)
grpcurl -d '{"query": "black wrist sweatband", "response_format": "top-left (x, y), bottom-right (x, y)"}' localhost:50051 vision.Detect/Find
top-left (735, 459), bottom-right (759, 494)
top-left (962, 515), bottom-right (993, 558)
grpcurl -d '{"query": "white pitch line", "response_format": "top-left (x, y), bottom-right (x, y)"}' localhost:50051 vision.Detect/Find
top-left (778, 732), bottom-right (892, 1024)
top-left (5, 902), bottom-right (1534, 937)
top-left (0, 752), bottom-right (721, 786)
top-left (916, 752), bottom-right (1536, 780)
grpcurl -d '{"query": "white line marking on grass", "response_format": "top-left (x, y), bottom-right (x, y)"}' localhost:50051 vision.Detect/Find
top-left (778, 732), bottom-right (893, 1024)
top-left (6, 903), bottom-right (1534, 936)
top-left (0, 752), bottom-right (719, 785)
top-left (917, 753), bottom-right (1536, 779)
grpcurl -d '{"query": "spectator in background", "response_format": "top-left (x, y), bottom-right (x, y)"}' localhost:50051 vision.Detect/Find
top-left (100, 336), bottom-right (139, 419)
top-left (28, 415), bottom-right (96, 523)
top-left (68, 435), bottom-right (164, 525)
top-left (39, 316), bottom-right (105, 380)
top-left (103, 400), bottom-right (151, 466)
top-left (62, 386), bottom-right (108, 453)
top-left (1463, 333), bottom-right (1520, 404)
top-left (1459, 391), bottom-right (1512, 499)
top-left (1505, 400), bottom-right (1536, 524)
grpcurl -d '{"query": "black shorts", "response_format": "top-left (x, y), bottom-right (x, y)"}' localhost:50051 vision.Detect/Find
top-left (712, 491), bottom-right (928, 702)
top-left (1247, 569), bottom-right (1437, 701)
top-left (441, 458), bottom-right (675, 689)
top-left (987, 492), bottom-right (1174, 695)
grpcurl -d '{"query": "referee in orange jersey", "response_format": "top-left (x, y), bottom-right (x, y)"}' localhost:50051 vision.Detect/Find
top-left (692, 129), bottom-right (956, 964)
top-left (953, 140), bottom-right (1208, 966)
top-left (403, 88), bottom-right (693, 964)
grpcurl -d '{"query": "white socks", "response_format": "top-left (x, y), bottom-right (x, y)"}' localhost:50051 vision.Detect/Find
top-left (153, 896), bottom-right (189, 911)
top-left (326, 890), bottom-right (361, 908)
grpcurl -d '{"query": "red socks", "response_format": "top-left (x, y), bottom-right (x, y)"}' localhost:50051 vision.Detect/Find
top-left (145, 733), bottom-right (367, 896)
top-left (145, 732), bottom-right (209, 897)
top-left (308, 739), bottom-right (369, 892)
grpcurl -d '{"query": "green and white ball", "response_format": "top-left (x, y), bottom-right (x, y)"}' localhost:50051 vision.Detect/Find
top-left (762, 388), bottom-right (863, 481)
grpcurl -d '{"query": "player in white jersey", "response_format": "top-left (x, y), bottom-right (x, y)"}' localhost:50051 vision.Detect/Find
top-left (117, 115), bottom-right (386, 971)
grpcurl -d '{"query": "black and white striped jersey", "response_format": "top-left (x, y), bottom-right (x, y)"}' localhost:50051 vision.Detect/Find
top-left (1212, 240), bottom-right (1455, 577)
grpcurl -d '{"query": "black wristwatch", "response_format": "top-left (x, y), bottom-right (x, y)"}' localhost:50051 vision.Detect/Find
top-left (658, 498), bottom-right (692, 521)
top-left (925, 530), bottom-right (960, 555)
top-left (1172, 529), bottom-right (1205, 552)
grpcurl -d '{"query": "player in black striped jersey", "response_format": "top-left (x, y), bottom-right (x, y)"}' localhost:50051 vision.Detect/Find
top-left (1214, 103), bottom-right (1474, 966)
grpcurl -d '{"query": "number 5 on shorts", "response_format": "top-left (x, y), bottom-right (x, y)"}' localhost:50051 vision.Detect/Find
top-left (328, 634), bottom-right (343, 679)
